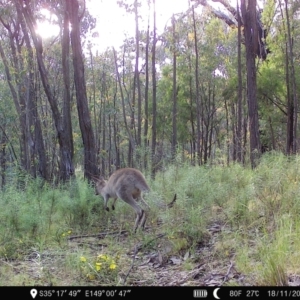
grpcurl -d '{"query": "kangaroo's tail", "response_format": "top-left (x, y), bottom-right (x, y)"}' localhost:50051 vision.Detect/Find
top-left (154, 194), bottom-right (177, 208)
top-left (167, 194), bottom-right (176, 208)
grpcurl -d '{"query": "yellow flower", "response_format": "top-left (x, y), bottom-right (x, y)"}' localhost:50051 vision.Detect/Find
top-left (80, 256), bottom-right (87, 262)
top-left (87, 274), bottom-right (95, 280)
top-left (62, 233), bottom-right (66, 237)
top-left (109, 263), bottom-right (117, 270)
top-left (97, 254), bottom-right (108, 261)
top-left (95, 262), bottom-right (102, 271)
top-left (67, 230), bottom-right (72, 234)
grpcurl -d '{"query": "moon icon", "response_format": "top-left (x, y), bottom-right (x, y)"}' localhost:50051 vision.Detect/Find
top-left (213, 288), bottom-right (220, 299)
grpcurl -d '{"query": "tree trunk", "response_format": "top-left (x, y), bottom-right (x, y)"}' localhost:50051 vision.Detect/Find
top-left (113, 92), bottom-right (121, 170)
top-left (237, 0), bottom-right (243, 163)
top-left (231, 101), bottom-right (236, 162)
top-left (224, 97), bottom-right (230, 165)
top-left (113, 47), bottom-right (135, 166)
top-left (134, 0), bottom-right (142, 148)
top-left (188, 54), bottom-right (196, 165)
top-left (66, 0), bottom-right (98, 180)
top-left (143, 16), bottom-right (150, 169)
top-left (101, 91), bottom-right (106, 173)
top-left (192, 6), bottom-right (202, 165)
top-left (61, 3), bottom-right (74, 176)
top-left (171, 14), bottom-right (177, 159)
top-left (241, 0), bottom-right (261, 168)
top-left (278, 1), bottom-right (293, 155)
top-left (151, 0), bottom-right (157, 178)
top-left (284, 0), bottom-right (298, 153)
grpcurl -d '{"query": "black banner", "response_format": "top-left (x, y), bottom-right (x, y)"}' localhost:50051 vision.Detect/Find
top-left (1, 286), bottom-right (300, 299)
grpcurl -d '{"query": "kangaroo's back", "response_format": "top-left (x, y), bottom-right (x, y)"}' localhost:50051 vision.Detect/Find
top-left (107, 168), bottom-right (149, 192)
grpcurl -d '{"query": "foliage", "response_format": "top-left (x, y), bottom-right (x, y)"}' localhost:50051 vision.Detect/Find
top-left (79, 253), bottom-right (119, 283)
top-left (0, 153), bottom-right (300, 285)
top-left (0, 0), bottom-right (299, 180)
top-left (1, 0), bottom-right (300, 286)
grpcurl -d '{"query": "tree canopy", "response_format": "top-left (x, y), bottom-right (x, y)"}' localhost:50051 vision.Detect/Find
top-left (0, 0), bottom-right (299, 185)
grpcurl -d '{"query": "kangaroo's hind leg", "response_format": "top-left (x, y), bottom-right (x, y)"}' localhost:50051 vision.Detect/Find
top-left (134, 190), bottom-right (150, 209)
top-left (139, 195), bottom-right (150, 209)
top-left (139, 209), bottom-right (147, 229)
top-left (117, 190), bottom-right (145, 232)
top-left (111, 197), bottom-right (117, 210)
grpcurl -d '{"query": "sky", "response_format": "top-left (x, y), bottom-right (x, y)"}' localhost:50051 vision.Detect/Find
top-left (36, 0), bottom-right (191, 50)
top-left (37, 0), bottom-right (248, 51)
top-left (86, 0), bottom-right (260, 51)
top-left (86, 0), bottom-right (191, 51)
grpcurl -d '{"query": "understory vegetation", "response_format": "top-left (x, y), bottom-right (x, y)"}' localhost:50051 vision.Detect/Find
top-left (1, 152), bottom-right (300, 286)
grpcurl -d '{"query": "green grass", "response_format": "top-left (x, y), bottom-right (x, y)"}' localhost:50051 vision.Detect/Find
top-left (1, 152), bottom-right (300, 285)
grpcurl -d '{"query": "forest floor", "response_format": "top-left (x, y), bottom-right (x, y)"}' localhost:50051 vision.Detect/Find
top-left (2, 213), bottom-right (300, 288)
top-left (5, 216), bottom-right (300, 287)
top-left (0, 218), bottom-right (250, 286)
top-left (116, 220), bottom-right (246, 286)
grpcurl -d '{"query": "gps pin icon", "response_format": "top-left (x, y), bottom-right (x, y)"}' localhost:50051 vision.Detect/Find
top-left (30, 289), bottom-right (38, 299)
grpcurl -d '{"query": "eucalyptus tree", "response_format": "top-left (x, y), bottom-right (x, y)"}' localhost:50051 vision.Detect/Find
top-left (133, 0), bottom-right (142, 148)
top-left (143, 10), bottom-right (150, 169)
top-left (113, 45), bottom-right (136, 167)
top-left (151, 0), bottom-right (157, 176)
top-left (0, 0), bottom-right (48, 179)
top-left (171, 14), bottom-right (178, 160)
top-left (241, 0), bottom-right (261, 167)
top-left (116, 0), bottom-right (144, 166)
top-left (65, 0), bottom-right (99, 180)
top-left (157, 9), bottom-right (228, 165)
top-left (236, 0), bottom-right (243, 163)
top-left (257, 0), bottom-right (300, 154)
top-left (193, 0), bottom-right (270, 167)
top-left (279, 0), bottom-right (299, 154)
top-left (191, 6), bottom-right (202, 164)
top-left (0, 66), bottom-right (19, 187)
top-left (87, 48), bottom-right (122, 175)
top-left (20, 0), bottom-right (75, 181)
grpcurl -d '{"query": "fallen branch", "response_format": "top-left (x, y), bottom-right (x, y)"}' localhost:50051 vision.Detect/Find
top-left (67, 230), bottom-right (127, 240)
top-left (73, 242), bottom-right (107, 251)
top-left (221, 260), bottom-right (235, 284)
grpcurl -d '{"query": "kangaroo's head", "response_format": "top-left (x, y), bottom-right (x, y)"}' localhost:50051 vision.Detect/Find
top-left (94, 177), bottom-right (107, 195)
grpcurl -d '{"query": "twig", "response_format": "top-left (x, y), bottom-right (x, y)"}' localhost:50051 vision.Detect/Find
top-left (74, 242), bottom-right (107, 251)
top-left (122, 233), bottom-right (166, 285)
top-left (221, 261), bottom-right (234, 284)
top-left (67, 230), bottom-right (127, 240)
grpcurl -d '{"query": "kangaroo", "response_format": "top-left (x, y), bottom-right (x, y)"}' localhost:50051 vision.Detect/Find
top-left (94, 168), bottom-right (150, 232)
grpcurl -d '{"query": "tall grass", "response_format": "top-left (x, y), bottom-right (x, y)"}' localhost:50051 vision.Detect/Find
top-left (0, 176), bottom-right (103, 258)
top-left (151, 152), bottom-right (300, 285)
top-left (1, 152), bottom-right (300, 285)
